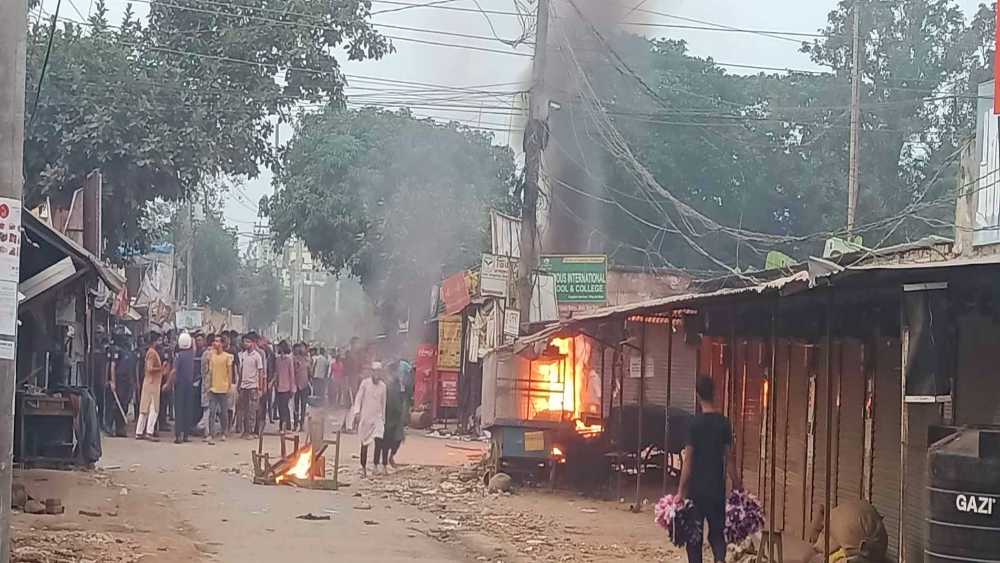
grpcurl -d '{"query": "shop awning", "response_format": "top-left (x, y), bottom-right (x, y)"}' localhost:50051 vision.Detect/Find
top-left (566, 270), bottom-right (812, 324)
top-left (23, 212), bottom-right (124, 294)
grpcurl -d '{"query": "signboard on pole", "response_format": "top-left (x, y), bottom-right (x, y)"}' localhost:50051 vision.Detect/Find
top-left (438, 371), bottom-right (459, 408)
top-left (480, 253), bottom-right (514, 298)
top-left (539, 255), bottom-right (608, 303)
top-left (0, 197), bottom-right (22, 342)
top-left (503, 309), bottom-right (520, 343)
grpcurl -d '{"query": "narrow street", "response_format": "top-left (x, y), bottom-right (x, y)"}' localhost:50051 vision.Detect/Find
top-left (12, 409), bottom-right (682, 562)
top-left (13, 409), bottom-right (477, 562)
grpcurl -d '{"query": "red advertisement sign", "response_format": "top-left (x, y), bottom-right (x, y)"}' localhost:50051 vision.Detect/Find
top-left (440, 271), bottom-right (470, 316)
top-left (413, 344), bottom-right (436, 408)
top-left (438, 370), bottom-right (459, 409)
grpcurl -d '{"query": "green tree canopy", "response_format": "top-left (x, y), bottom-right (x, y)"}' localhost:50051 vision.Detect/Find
top-left (545, 0), bottom-right (995, 275)
top-left (23, 0), bottom-right (389, 260)
top-left (267, 108), bottom-right (516, 317)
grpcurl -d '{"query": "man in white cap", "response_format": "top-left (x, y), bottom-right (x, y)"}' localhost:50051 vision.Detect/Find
top-left (351, 362), bottom-right (387, 477)
top-left (173, 332), bottom-right (196, 444)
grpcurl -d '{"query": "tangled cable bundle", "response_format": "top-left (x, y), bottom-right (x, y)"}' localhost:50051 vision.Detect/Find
top-left (654, 494), bottom-right (702, 547)
top-left (724, 489), bottom-right (765, 544)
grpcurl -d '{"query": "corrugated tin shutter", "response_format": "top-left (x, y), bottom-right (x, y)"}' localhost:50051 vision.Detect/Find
top-left (784, 342), bottom-right (811, 540)
top-left (669, 331), bottom-right (698, 414)
top-left (872, 338), bottom-right (902, 561)
top-left (955, 313), bottom-right (1000, 425)
top-left (812, 342), bottom-right (833, 534)
top-left (642, 324), bottom-right (671, 408)
top-left (903, 404), bottom-right (939, 563)
top-left (836, 340), bottom-right (865, 505)
top-left (742, 340), bottom-right (765, 500)
top-left (771, 340), bottom-right (791, 533)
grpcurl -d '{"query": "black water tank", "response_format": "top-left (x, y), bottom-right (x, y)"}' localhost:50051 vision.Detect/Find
top-left (926, 427), bottom-right (1000, 563)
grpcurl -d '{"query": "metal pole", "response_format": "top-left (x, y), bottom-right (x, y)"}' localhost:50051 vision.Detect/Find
top-left (186, 201), bottom-right (194, 307)
top-left (846, 1), bottom-right (863, 233)
top-left (823, 292), bottom-right (834, 561)
top-left (634, 320), bottom-right (646, 511)
top-left (0, 1), bottom-right (26, 558)
top-left (517, 0), bottom-right (550, 319)
top-left (662, 315), bottom-right (673, 494)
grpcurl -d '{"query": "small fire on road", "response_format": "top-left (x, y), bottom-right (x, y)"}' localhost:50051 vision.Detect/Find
top-left (275, 447), bottom-right (314, 484)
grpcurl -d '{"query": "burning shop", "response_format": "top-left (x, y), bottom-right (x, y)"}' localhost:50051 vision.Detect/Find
top-left (481, 329), bottom-right (604, 483)
top-left (481, 318), bottom-right (699, 493)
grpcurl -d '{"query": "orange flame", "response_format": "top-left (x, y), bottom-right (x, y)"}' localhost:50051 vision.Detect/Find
top-left (276, 447), bottom-right (313, 483)
top-left (529, 336), bottom-right (601, 435)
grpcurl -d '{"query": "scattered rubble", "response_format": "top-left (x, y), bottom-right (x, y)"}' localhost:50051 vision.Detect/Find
top-left (361, 464), bottom-right (682, 562)
top-left (12, 529), bottom-right (144, 563)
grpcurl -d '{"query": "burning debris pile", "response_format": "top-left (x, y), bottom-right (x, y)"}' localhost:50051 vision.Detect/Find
top-left (363, 464), bottom-right (681, 562)
top-left (251, 421), bottom-right (342, 489)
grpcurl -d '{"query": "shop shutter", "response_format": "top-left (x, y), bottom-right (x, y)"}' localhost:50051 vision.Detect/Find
top-left (783, 342), bottom-right (811, 540)
top-left (871, 338), bottom-right (902, 561)
top-left (836, 340), bottom-right (866, 505)
top-left (742, 340), bottom-right (766, 499)
top-left (812, 342), bottom-right (833, 533)
top-left (955, 313), bottom-right (1000, 425)
top-left (641, 324), bottom-right (671, 408)
top-left (668, 331), bottom-right (698, 415)
top-left (902, 404), bottom-right (939, 563)
top-left (768, 340), bottom-right (790, 534)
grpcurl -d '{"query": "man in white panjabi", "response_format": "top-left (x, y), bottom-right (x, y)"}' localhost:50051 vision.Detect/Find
top-left (351, 362), bottom-right (387, 478)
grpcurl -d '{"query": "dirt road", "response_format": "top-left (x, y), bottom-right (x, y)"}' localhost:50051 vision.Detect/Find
top-left (13, 408), bottom-right (682, 562)
top-left (98, 419), bottom-right (473, 561)
top-left (14, 409), bottom-right (480, 562)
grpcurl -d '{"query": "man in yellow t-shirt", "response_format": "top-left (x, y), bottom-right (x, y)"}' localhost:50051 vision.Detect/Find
top-left (205, 338), bottom-right (234, 444)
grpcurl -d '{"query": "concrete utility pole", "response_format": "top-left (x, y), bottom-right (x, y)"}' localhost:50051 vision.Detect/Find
top-left (846, 1), bottom-right (863, 233)
top-left (185, 200), bottom-right (194, 307)
top-left (517, 0), bottom-right (550, 320)
top-left (0, 1), bottom-right (26, 559)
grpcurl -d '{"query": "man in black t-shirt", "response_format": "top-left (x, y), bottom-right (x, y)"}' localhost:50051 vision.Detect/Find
top-left (679, 376), bottom-right (741, 563)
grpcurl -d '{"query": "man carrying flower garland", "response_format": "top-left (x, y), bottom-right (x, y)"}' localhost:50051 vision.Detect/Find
top-left (678, 376), bottom-right (742, 563)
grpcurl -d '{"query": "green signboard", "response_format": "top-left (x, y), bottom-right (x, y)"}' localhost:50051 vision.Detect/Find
top-left (539, 255), bottom-right (607, 303)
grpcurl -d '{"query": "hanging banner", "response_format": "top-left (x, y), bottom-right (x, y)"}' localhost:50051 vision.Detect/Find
top-left (440, 271), bottom-right (471, 315)
top-left (540, 255), bottom-right (608, 303)
top-left (437, 316), bottom-right (463, 370)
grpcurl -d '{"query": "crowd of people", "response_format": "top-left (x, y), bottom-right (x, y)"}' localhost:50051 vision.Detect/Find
top-left (103, 329), bottom-right (414, 470)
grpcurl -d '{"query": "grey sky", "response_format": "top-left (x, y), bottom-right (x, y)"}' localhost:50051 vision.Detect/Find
top-left (42, 0), bottom-right (990, 239)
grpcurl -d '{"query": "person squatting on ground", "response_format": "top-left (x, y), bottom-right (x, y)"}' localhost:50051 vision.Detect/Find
top-left (136, 332), bottom-right (165, 440)
top-left (237, 334), bottom-right (264, 438)
top-left (352, 362), bottom-right (387, 478)
top-left (274, 341), bottom-right (295, 432)
top-left (206, 337), bottom-right (234, 444)
top-left (173, 333), bottom-right (195, 443)
top-left (678, 376), bottom-right (742, 563)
